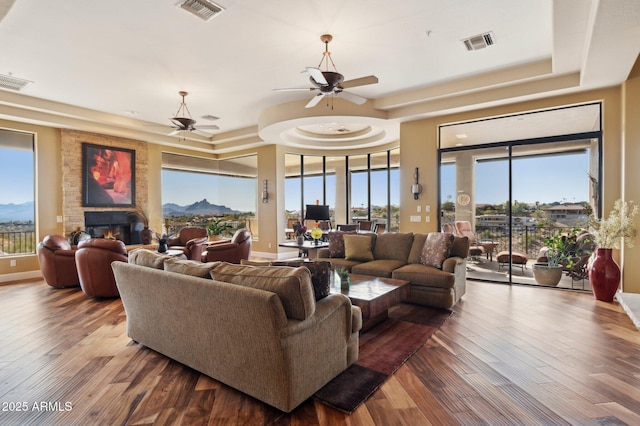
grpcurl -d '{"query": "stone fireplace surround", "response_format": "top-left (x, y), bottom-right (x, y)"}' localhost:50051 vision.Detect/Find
top-left (61, 129), bottom-right (149, 240)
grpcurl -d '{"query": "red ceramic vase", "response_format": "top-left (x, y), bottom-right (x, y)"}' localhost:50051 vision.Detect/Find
top-left (588, 248), bottom-right (621, 302)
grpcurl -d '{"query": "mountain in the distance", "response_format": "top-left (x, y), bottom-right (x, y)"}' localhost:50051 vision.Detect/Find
top-left (0, 202), bottom-right (34, 222)
top-left (163, 199), bottom-right (241, 216)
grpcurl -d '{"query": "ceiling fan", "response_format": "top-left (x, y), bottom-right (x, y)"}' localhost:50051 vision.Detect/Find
top-left (167, 91), bottom-right (219, 137)
top-left (274, 34), bottom-right (379, 108)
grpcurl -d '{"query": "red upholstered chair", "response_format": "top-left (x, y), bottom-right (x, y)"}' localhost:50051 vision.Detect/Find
top-left (37, 234), bottom-right (81, 288)
top-left (75, 238), bottom-right (128, 298)
top-left (166, 226), bottom-right (208, 261)
top-left (203, 229), bottom-right (252, 263)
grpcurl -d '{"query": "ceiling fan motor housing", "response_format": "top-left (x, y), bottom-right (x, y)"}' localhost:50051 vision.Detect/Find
top-left (311, 71), bottom-right (344, 92)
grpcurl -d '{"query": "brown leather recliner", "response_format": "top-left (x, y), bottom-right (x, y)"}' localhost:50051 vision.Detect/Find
top-left (166, 226), bottom-right (208, 261)
top-left (37, 234), bottom-right (81, 288)
top-left (75, 238), bottom-right (128, 298)
top-left (203, 228), bottom-right (252, 263)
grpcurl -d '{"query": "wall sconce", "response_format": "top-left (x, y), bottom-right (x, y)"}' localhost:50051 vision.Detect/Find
top-left (411, 167), bottom-right (423, 200)
top-left (261, 180), bottom-right (269, 203)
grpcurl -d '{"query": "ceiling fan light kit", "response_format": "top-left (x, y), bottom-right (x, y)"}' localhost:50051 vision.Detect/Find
top-left (274, 34), bottom-right (378, 108)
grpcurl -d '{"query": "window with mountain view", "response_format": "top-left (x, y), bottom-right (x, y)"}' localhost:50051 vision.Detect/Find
top-left (161, 154), bottom-right (258, 238)
top-left (0, 130), bottom-right (35, 256)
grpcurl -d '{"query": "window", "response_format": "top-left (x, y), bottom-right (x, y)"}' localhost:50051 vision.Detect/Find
top-left (161, 153), bottom-right (258, 238)
top-left (285, 148), bottom-right (399, 231)
top-left (0, 129), bottom-right (35, 256)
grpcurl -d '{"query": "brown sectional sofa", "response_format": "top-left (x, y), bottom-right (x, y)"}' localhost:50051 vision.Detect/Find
top-left (112, 253), bottom-right (362, 413)
top-left (317, 232), bottom-right (469, 309)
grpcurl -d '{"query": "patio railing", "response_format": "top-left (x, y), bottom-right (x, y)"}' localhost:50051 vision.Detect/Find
top-left (0, 230), bottom-right (37, 256)
top-left (474, 224), bottom-right (576, 258)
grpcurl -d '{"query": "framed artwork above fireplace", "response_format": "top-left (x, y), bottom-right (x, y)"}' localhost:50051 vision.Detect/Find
top-left (82, 143), bottom-right (135, 207)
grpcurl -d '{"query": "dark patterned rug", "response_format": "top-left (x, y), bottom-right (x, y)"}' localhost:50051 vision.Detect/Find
top-left (313, 303), bottom-right (452, 413)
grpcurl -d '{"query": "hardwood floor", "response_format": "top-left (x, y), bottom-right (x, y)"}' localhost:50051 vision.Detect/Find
top-left (1, 279), bottom-right (639, 425)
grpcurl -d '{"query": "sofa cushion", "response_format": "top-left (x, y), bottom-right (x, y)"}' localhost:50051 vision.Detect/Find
top-left (211, 263), bottom-right (315, 321)
top-left (373, 232), bottom-right (414, 262)
top-left (392, 263), bottom-right (456, 289)
top-left (128, 249), bottom-right (171, 269)
top-left (451, 236), bottom-right (470, 258)
top-left (164, 257), bottom-right (220, 278)
top-left (271, 260), bottom-right (331, 301)
top-left (408, 233), bottom-right (428, 264)
top-left (344, 234), bottom-right (375, 262)
top-left (351, 259), bottom-right (407, 278)
top-left (420, 232), bottom-right (455, 269)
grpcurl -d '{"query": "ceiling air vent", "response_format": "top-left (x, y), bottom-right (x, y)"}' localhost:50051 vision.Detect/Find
top-left (176, 0), bottom-right (224, 21)
top-left (0, 73), bottom-right (32, 91)
top-left (462, 32), bottom-right (495, 51)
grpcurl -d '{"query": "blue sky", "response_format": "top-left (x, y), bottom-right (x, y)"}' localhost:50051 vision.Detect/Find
top-left (1, 148), bottom-right (34, 204)
top-left (441, 151), bottom-right (590, 205)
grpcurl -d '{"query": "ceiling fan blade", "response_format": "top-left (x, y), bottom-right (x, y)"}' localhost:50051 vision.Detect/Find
top-left (337, 90), bottom-right (368, 105)
top-left (341, 75), bottom-right (379, 89)
top-left (192, 129), bottom-right (214, 137)
top-left (168, 129), bottom-right (181, 136)
top-left (273, 87), bottom-right (317, 92)
top-left (305, 93), bottom-right (326, 108)
top-left (306, 67), bottom-right (328, 86)
top-left (197, 125), bottom-right (219, 130)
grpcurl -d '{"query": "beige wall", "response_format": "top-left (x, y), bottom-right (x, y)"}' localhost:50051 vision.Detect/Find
top-left (622, 60), bottom-right (640, 294)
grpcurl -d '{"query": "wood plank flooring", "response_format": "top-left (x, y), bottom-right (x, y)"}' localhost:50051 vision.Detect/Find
top-left (1, 279), bottom-right (639, 425)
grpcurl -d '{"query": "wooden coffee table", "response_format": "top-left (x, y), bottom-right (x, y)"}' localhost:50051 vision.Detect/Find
top-left (331, 273), bottom-right (410, 332)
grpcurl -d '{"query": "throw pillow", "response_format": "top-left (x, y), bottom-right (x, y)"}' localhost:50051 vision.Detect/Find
top-left (344, 234), bottom-right (375, 262)
top-left (128, 249), bottom-right (171, 269)
top-left (327, 231), bottom-right (347, 258)
top-left (164, 258), bottom-right (220, 278)
top-left (420, 232), bottom-right (455, 269)
top-left (271, 260), bottom-right (331, 300)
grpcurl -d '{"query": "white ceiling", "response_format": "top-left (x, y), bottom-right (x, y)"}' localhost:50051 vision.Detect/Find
top-left (0, 0), bottom-right (639, 154)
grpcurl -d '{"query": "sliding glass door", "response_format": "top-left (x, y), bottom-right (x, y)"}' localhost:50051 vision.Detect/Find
top-left (438, 103), bottom-right (602, 289)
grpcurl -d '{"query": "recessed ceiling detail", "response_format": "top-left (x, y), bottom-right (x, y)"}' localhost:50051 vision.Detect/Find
top-left (258, 98), bottom-right (398, 150)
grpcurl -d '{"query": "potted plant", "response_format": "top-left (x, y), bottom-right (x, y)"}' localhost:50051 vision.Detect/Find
top-left (207, 218), bottom-right (233, 241)
top-left (532, 230), bottom-right (577, 286)
top-left (588, 199), bottom-right (638, 301)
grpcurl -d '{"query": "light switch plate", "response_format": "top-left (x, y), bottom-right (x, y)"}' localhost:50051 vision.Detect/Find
top-left (410, 215), bottom-right (421, 222)
top-left (425, 216), bottom-right (431, 222)
top-left (425, 205), bottom-right (431, 212)
top-left (417, 205), bottom-right (421, 212)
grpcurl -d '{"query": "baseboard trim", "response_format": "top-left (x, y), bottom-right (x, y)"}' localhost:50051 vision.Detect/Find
top-left (0, 270), bottom-right (43, 284)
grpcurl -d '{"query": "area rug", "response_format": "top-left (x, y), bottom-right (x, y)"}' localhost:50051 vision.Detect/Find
top-left (313, 303), bottom-right (452, 413)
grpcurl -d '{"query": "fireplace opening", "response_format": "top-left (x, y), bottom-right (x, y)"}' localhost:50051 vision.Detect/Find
top-left (84, 211), bottom-right (143, 245)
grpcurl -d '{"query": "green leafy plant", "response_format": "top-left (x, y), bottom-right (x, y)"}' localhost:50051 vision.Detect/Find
top-left (589, 199), bottom-right (638, 249)
top-left (207, 218), bottom-right (233, 236)
top-left (335, 267), bottom-right (349, 279)
top-left (541, 229), bottom-right (580, 268)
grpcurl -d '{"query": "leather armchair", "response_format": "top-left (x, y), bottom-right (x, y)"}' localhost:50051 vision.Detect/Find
top-left (203, 229), bottom-right (252, 263)
top-left (166, 226), bottom-right (208, 261)
top-left (37, 234), bottom-right (81, 288)
top-left (75, 238), bottom-right (128, 298)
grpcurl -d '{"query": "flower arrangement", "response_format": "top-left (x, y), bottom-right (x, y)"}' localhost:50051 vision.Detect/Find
top-left (294, 222), bottom-right (307, 237)
top-left (589, 199), bottom-right (638, 249)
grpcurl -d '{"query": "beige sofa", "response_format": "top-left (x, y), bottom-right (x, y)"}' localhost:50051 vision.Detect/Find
top-left (112, 256), bottom-right (362, 413)
top-left (318, 232), bottom-right (469, 309)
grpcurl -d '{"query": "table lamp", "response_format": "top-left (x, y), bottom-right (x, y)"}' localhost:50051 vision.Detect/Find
top-left (304, 204), bottom-right (330, 245)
